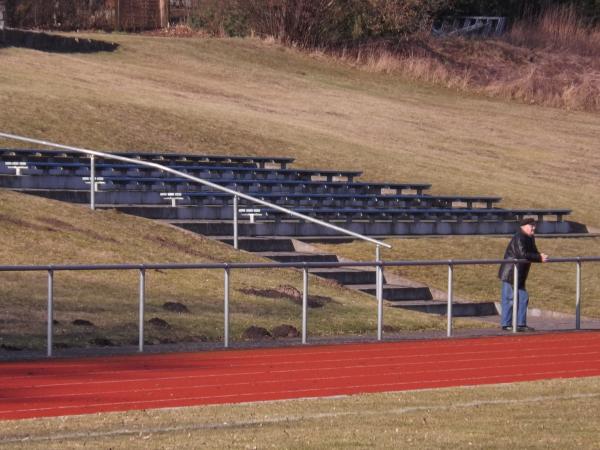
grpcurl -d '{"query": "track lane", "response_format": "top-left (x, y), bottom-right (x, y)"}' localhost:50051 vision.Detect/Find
top-left (1, 331), bottom-right (599, 420)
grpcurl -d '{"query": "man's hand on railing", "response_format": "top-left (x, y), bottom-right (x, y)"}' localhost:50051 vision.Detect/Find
top-left (541, 253), bottom-right (549, 263)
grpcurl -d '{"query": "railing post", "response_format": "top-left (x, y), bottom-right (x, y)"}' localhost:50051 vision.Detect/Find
top-left (224, 267), bottom-right (230, 348)
top-left (447, 262), bottom-right (453, 337)
top-left (233, 195), bottom-right (239, 250)
top-left (90, 155), bottom-right (95, 210)
top-left (512, 262), bottom-right (519, 333)
top-left (138, 268), bottom-right (145, 353)
top-left (302, 267), bottom-right (308, 344)
top-left (47, 269), bottom-right (54, 357)
top-left (576, 260), bottom-right (582, 330)
top-left (376, 245), bottom-right (383, 341)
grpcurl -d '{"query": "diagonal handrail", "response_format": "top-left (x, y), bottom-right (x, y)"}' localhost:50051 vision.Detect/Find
top-left (0, 132), bottom-right (391, 249)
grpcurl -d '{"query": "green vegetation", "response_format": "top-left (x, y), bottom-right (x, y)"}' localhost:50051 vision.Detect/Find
top-left (2, 376), bottom-right (600, 448)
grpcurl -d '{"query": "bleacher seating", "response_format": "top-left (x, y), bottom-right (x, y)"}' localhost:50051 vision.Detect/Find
top-left (0, 148), bottom-right (577, 236)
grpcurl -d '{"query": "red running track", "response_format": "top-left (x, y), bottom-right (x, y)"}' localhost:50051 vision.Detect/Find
top-left (2, 331), bottom-right (600, 421)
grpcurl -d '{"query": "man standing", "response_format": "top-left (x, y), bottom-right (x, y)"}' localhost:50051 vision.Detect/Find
top-left (498, 218), bottom-right (548, 331)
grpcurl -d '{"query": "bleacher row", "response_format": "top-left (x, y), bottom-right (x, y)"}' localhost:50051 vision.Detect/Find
top-left (0, 148), bottom-right (575, 236)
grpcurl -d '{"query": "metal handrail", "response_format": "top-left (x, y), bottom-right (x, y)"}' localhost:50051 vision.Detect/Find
top-left (1, 256), bottom-right (598, 357)
top-left (1, 256), bottom-right (599, 272)
top-left (0, 132), bottom-right (391, 250)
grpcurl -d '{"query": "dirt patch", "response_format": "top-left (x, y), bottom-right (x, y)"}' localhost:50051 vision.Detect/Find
top-left (54, 342), bottom-right (71, 349)
top-left (162, 302), bottom-right (190, 314)
top-left (242, 326), bottom-right (272, 340)
top-left (148, 317), bottom-right (171, 329)
top-left (238, 284), bottom-right (333, 308)
top-left (72, 319), bottom-right (95, 327)
top-left (272, 324), bottom-right (300, 338)
top-left (89, 337), bottom-right (114, 347)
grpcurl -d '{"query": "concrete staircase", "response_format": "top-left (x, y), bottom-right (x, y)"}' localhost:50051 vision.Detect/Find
top-left (217, 236), bottom-right (497, 318)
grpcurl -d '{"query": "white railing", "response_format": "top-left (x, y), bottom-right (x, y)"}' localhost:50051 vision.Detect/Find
top-left (0, 256), bottom-right (598, 357)
top-left (0, 133), bottom-right (393, 259)
top-left (0, 132), bottom-right (393, 344)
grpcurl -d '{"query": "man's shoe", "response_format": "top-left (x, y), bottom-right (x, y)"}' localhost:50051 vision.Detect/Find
top-left (501, 326), bottom-right (512, 331)
top-left (517, 325), bottom-right (535, 332)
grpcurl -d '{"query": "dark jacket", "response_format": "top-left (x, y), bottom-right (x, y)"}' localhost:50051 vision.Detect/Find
top-left (498, 230), bottom-right (542, 288)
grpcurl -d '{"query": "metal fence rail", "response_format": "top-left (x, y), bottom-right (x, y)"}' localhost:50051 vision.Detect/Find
top-left (1, 256), bottom-right (599, 357)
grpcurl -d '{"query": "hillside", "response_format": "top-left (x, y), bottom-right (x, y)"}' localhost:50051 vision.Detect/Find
top-left (0, 33), bottom-right (599, 348)
top-left (0, 189), bottom-right (452, 350)
top-left (1, 34), bottom-right (598, 226)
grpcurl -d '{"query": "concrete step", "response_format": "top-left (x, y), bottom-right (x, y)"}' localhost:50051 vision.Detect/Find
top-left (348, 284), bottom-right (432, 301)
top-left (218, 237), bottom-right (296, 252)
top-left (257, 252), bottom-right (339, 263)
top-left (14, 189), bottom-right (90, 203)
top-left (390, 300), bottom-right (498, 317)
top-left (172, 221), bottom-right (235, 236)
top-left (308, 268), bottom-right (380, 285)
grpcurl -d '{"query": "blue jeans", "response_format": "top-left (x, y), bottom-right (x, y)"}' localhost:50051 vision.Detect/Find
top-left (500, 282), bottom-right (529, 327)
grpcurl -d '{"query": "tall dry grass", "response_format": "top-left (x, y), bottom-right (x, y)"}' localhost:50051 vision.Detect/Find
top-left (508, 3), bottom-right (600, 56)
top-left (333, 5), bottom-right (600, 112)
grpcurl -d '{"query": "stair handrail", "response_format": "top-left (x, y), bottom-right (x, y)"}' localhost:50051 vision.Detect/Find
top-left (0, 132), bottom-right (391, 251)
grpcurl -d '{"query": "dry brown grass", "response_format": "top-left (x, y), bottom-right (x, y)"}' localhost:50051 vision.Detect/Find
top-left (0, 190), bottom-right (453, 351)
top-left (2, 376), bottom-right (600, 448)
top-left (508, 4), bottom-right (600, 57)
top-left (0, 33), bottom-right (599, 349)
top-left (317, 236), bottom-right (600, 318)
top-left (0, 33), bottom-right (599, 444)
top-left (333, 5), bottom-right (600, 113)
top-left (340, 37), bottom-right (600, 112)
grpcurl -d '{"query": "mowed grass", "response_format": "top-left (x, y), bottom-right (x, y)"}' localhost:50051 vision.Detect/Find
top-left (2, 376), bottom-right (600, 448)
top-left (317, 237), bottom-right (600, 317)
top-left (0, 34), bottom-right (599, 227)
top-left (1, 33), bottom-right (599, 446)
top-left (0, 33), bottom-right (599, 347)
top-left (0, 190), bottom-right (452, 351)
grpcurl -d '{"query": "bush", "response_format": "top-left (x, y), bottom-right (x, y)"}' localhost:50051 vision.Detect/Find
top-left (6, 0), bottom-right (114, 30)
top-left (185, 0), bottom-right (454, 47)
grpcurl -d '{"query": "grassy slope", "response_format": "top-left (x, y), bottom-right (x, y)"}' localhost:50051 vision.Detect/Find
top-left (1, 34), bottom-right (599, 444)
top-left (0, 33), bottom-right (599, 348)
top-left (0, 190), bottom-right (449, 350)
top-left (0, 35), bottom-right (599, 226)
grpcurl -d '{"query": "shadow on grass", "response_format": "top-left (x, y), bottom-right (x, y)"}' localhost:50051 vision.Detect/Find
top-left (0, 28), bottom-right (118, 53)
